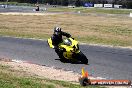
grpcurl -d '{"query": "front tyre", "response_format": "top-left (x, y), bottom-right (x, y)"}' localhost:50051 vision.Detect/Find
top-left (77, 51), bottom-right (88, 64)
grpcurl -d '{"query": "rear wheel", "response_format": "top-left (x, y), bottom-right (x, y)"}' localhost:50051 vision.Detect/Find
top-left (76, 51), bottom-right (88, 64)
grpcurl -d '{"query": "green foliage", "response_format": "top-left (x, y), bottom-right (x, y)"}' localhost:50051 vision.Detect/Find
top-left (126, 1), bottom-right (132, 9)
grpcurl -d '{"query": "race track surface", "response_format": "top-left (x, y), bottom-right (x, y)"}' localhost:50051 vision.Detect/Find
top-left (0, 36), bottom-right (132, 81)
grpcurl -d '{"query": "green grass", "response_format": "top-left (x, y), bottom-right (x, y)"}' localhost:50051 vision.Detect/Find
top-left (0, 31), bottom-right (50, 40)
top-left (78, 35), bottom-right (132, 47)
top-left (0, 28), bottom-right (131, 47)
top-left (0, 27), bottom-right (131, 47)
top-left (0, 64), bottom-right (104, 88)
top-left (0, 12), bottom-right (132, 47)
top-left (48, 7), bottom-right (132, 14)
top-left (0, 72), bottom-right (54, 88)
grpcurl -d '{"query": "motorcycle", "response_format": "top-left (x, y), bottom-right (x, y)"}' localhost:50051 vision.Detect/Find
top-left (47, 37), bottom-right (88, 64)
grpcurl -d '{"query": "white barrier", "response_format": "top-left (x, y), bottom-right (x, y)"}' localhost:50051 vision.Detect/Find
top-left (94, 4), bottom-right (103, 8)
top-left (130, 13), bottom-right (132, 17)
top-left (104, 4), bottom-right (112, 8)
top-left (114, 5), bottom-right (122, 8)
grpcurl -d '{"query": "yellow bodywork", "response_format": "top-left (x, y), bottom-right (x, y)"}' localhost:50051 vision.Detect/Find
top-left (47, 38), bottom-right (80, 59)
top-left (47, 38), bottom-right (54, 49)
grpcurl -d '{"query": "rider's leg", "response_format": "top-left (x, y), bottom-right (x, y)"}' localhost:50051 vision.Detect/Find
top-left (55, 48), bottom-right (63, 58)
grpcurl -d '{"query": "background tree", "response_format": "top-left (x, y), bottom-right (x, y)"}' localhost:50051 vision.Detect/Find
top-left (61, 0), bottom-right (68, 6)
top-left (75, 0), bottom-right (81, 6)
top-left (126, 1), bottom-right (132, 9)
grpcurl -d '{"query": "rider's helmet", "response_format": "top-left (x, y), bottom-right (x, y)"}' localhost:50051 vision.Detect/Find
top-left (54, 27), bottom-right (61, 36)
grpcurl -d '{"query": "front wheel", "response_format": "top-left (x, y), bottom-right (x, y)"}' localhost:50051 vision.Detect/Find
top-left (76, 51), bottom-right (88, 64)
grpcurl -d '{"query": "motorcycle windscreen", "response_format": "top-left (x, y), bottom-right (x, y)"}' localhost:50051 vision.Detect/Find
top-left (63, 39), bottom-right (72, 46)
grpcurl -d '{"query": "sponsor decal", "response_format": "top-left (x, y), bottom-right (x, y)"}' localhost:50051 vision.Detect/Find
top-left (104, 4), bottom-right (113, 8)
top-left (84, 3), bottom-right (93, 7)
top-left (94, 4), bottom-right (103, 8)
top-left (79, 67), bottom-right (131, 86)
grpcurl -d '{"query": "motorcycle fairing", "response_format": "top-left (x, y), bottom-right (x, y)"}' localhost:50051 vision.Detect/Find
top-left (59, 38), bottom-right (80, 59)
top-left (47, 38), bottom-right (54, 48)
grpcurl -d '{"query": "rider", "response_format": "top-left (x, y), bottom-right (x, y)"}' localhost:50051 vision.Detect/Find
top-left (51, 27), bottom-right (71, 58)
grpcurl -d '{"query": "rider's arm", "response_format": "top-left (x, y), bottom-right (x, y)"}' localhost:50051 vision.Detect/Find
top-left (61, 31), bottom-right (71, 38)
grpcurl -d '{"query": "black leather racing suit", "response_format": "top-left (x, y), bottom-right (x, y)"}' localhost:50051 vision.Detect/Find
top-left (51, 31), bottom-right (71, 59)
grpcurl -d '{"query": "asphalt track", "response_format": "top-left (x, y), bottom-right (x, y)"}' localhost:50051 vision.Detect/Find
top-left (0, 36), bottom-right (132, 81)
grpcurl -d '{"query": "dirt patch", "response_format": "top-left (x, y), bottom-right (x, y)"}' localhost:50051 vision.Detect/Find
top-left (0, 57), bottom-right (103, 82)
top-left (0, 58), bottom-right (81, 83)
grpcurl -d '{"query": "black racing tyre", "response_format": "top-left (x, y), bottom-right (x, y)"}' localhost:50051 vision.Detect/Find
top-left (77, 51), bottom-right (88, 64)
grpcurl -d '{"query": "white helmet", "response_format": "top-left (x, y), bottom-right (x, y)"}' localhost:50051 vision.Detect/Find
top-left (54, 27), bottom-right (61, 35)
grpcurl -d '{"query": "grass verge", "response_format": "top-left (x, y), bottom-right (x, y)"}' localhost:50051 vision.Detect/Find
top-left (48, 7), bottom-right (132, 14)
top-left (0, 14), bottom-right (131, 47)
top-left (0, 64), bottom-right (104, 88)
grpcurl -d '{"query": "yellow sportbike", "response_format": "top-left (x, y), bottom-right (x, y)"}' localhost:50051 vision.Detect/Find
top-left (47, 37), bottom-right (88, 64)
